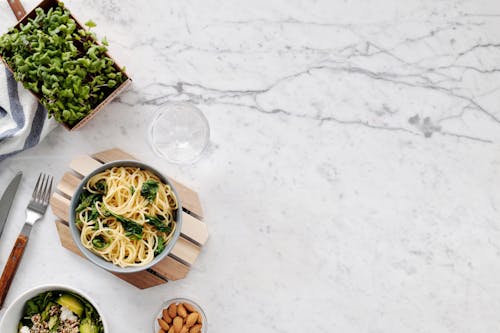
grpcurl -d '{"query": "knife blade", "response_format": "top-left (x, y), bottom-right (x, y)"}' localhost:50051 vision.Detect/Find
top-left (0, 171), bottom-right (22, 239)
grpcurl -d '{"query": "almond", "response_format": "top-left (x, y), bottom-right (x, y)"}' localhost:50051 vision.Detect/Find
top-left (168, 327), bottom-right (175, 333)
top-left (183, 302), bottom-right (195, 313)
top-left (177, 304), bottom-right (187, 318)
top-left (173, 316), bottom-right (183, 333)
top-left (185, 313), bottom-right (198, 328)
top-left (158, 318), bottom-right (170, 331)
top-left (159, 330), bottom-right (166, 333)
top-left (163, 313), bottom-right (172, 324)
top-left (168, 303), bottom-right (177, 318)
top-left (190, 324), bottom-right (202, 333)
top-left (196, 312), bottom-right (202, 324)
top-left (163, 309), bottom-right (172, 323)
top-left (180, 326), bottom-right (189, 333)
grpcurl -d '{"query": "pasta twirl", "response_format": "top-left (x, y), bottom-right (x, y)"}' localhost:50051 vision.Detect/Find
top-left (75, 167), bottom-right (178, 268)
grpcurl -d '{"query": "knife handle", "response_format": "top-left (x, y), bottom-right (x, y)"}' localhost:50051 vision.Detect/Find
top-left (7, 0), bottom-right (27, 21)
top-left (0, 234), bottom-right (28, 308)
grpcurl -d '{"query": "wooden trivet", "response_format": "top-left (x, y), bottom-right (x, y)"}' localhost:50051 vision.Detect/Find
top-left (49, 148), bottom-right (208, 289)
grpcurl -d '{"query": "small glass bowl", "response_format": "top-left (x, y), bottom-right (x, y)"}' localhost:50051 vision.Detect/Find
top-left (153, 298), bottom-right (208, 333)
top-left (148, 103), bottom-right (210, 164)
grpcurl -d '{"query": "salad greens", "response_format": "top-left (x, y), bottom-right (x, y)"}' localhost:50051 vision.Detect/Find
top-left (0, 3), bottom-right (126, 127)
top-left (19, 290), bottom-right (104, 333)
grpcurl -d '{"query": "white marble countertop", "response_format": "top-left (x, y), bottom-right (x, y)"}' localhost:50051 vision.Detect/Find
top-left (1, 0), bottom-right (500, 332)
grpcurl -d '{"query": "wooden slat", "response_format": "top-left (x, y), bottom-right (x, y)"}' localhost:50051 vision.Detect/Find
top-left (151, 256), bottom-right (189, 280)
top-left (57, 172), bottom-right (82, 198)
top-left (181, 213), bottom-right (209, 246)
top-left (55, 221), bottom-right (166, 289)
top-left (111, 272), bottom-right (166, 289)
top-left (70, 155), bottom-right (102, 176)
top-left (55, 220), bottom-right (83, 256)
top-left (92, 148), bottom-right (137, 163)
top-left (50, 192), bottom-right (70, 222)
top-left (169, 179), bottom-right (204, 219)
top-left (92, 148), bottom-right (204, 218)
top-left (170, 238), bottom-right (200, 266)
top-left (7, 0), bottom-right (26, 20)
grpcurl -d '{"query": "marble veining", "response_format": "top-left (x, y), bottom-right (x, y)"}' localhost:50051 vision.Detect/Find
top-left (1, 0), bottom-right (500, 332)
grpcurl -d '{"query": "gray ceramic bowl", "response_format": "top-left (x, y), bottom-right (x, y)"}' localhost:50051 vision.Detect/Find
top-left (69, 160), bottom-right (183, 274)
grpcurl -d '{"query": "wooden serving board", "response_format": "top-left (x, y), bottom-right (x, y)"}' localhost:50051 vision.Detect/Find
top-left (49, 148), bottom-right (208, 289)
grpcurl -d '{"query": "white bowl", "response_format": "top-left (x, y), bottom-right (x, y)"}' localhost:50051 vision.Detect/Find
top-left (0, 284), bottom-right (108, 332)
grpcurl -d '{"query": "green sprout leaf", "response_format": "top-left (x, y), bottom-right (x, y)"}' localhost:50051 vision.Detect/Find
top-left (85, 20), bottom-right (96, 28)
top-left (0, 5), bottom-right (125, 127)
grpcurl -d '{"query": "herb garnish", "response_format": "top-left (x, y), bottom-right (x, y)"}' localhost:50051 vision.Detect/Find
top-left (75, 190), bottom-right (102, 213)
top-left (155, 236), bottom-right (166, 256)
top-left (94, 180), bottom-right (107, 194)
top-left (145, 215), bottom-right (171, 233)
top-left (92, 235), bottom-right (109, 249)
top-left (141, 180), bottom-right (159, 202)
top-left (106, 209), bottom-right (143, 240)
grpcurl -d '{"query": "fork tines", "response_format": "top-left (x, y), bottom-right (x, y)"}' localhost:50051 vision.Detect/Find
top-left (32, 173), bottom-right (53, 205)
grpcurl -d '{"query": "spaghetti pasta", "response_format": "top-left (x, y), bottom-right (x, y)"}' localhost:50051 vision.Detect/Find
top-left (75, 167), bottom-right (178, 268)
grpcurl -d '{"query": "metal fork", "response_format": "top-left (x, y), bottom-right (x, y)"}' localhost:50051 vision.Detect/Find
top-left (0, 173), bottom-right (53, 308)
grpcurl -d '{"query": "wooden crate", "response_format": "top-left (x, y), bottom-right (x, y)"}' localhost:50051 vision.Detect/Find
top-left (2, 0), bottom-right (132, 131)
top-left (49, 148), bottom-right (208, 289)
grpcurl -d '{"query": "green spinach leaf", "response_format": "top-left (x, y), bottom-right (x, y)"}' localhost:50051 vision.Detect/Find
top-left (155, 236), bottom-right (166, 256)
top-left (93, 180), bottom-right (107, 194)
top-left (140, 180), bottom-right (159, 202)
top-left (89, 206), bottom-right (99, 221)
top-left (145, 214), bottom-right (171, 233)
top-left (92, 236), bottom-right (109, 249)
top-left (106, 209), bottom-right (143, 240)
top-left (76, 190), bottom-right (102, 213)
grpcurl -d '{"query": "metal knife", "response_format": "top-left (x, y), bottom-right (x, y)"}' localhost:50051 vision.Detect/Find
top-left (0, 171), bottom-right (22, 239)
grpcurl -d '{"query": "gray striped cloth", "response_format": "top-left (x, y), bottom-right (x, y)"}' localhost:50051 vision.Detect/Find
top-left (0, 66), bottom-right (57, 161)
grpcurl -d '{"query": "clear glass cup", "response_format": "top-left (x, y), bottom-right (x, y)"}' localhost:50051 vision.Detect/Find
top-left (153, 298), bottom-right (208, 333)
top-left (149, 103), bottom-right (210, 164)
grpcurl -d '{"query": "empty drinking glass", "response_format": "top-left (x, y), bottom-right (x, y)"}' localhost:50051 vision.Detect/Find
top-left (149, 103), bottom-right (210, 164)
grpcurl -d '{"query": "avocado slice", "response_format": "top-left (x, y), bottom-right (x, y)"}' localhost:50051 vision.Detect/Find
top-left (56, 294), bottom-right (83, 317)
top-left (79, 318), bottom-right (99, 333)
top-left (48, 316), bottom-right (59, 331)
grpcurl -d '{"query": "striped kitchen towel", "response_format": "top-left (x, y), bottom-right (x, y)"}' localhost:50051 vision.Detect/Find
top-left (0, 66), bottom-right (57, 161)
